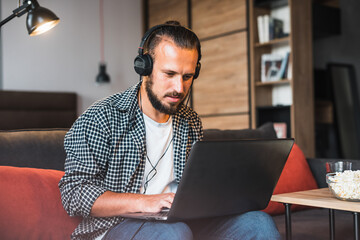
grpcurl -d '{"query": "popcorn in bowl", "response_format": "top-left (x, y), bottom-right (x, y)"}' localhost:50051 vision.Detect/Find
top-left (326, 170), bottom-right (360, 201)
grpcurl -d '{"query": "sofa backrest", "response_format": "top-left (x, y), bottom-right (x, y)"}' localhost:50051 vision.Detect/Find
top-left (0, 129), bottom-right (68, 171)
top-left (203, 122), bottom-right (277, 140)
top-left (0, 123), bottom-right (277, 172)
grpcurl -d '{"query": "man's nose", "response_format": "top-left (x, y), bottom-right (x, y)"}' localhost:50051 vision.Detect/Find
top-left (173, 76), bottom-right (184, 93)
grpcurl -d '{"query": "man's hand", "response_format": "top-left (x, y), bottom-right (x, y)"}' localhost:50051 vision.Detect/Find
top-left (137, 193), bottom-right (175, 213)
top-left (90, 191), bottom-right (175, 217)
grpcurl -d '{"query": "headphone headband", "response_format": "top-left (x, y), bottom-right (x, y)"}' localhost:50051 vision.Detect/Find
top-left (137, 24), bottom-right (201, 59)
top-left (134, 23), bottom-right (202, 78)
top-left (137, 24), bottom-right (168, 55)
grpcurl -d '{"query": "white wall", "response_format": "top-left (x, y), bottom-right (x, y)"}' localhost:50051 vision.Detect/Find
top-left (1, 0), bottom-right (142, 114)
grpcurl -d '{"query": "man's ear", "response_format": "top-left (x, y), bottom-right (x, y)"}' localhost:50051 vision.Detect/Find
top-left (142, 75), bottom-right (150, 82)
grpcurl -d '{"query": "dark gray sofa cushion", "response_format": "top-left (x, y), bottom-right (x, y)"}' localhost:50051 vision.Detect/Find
top-left (203, 122), bottom-right (277, 140)
top-left (0, 129), bottom-right (68, 171)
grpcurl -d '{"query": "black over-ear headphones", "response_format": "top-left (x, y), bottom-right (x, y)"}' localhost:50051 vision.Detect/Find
top-left (134, 24), bottom-right (202, 79)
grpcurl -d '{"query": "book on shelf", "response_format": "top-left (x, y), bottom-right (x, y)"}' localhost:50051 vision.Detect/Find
top-left (257, 15), bottom-right (265, 43)
top-left (261, 52), bottom-right (290, 82)
top-left (263, 15), bottom-right (270, 43)
top-left (256, 14), bottom-right (288, 43)
top-left (278, 52), bottom-right (290, 79)
top-left (286, 61), bottom-right (292, 80)
top-left (272, 18), bottom-right (285, 40)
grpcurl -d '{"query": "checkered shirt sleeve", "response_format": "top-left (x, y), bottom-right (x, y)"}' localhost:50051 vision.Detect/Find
top-left (59, 104), bottom-right (112, 217)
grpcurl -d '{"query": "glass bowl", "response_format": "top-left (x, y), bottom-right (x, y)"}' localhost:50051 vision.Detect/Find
top-left (326, 161), bottom-right (352, 173)
top-left (326, 171), bottom-right (360, 202)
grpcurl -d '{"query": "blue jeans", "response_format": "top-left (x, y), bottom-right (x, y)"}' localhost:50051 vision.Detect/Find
top-left (103, 211), bottom-right (280, 240)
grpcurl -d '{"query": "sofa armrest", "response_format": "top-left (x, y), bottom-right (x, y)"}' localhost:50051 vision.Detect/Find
top-left (0, 166), bottom-right (81, 239)
top-left (306, 158), bottom-right (360, 188)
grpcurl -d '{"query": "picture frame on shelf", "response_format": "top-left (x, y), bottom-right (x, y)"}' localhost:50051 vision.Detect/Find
top-left (261, 52), bottom-right (290, 82)
top-left (273, 122), bottom-right (287, 138)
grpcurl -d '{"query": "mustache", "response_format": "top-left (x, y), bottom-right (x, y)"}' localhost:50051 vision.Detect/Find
top-left (165, 91), bottom-right (185, 98)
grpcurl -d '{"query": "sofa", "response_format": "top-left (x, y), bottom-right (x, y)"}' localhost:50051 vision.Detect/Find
top-left (0, 129), bottom-right (81, 240)
top-left (0, 125), bottom-right (357, 239)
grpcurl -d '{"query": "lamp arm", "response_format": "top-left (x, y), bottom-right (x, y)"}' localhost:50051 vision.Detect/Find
top-left (0, 1), bottom-right (31, 28)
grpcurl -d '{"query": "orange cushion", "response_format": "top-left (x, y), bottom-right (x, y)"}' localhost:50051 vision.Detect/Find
top-left (263, 143), bottom-right (318, 215)
top-left (0, 166), bottom-right (81, 240)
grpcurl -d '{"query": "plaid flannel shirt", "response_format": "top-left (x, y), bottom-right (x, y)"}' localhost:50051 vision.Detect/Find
top-left (58, 82), bottom-right (203, 239)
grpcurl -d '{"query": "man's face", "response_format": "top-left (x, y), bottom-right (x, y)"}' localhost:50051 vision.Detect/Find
top-left (144, 37), bottom-right (198, 115)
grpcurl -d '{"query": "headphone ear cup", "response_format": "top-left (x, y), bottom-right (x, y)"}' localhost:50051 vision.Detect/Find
top-left (134, 54), bottom-right (153, 76)
top-left (193, 62), bottom-right (201, 79)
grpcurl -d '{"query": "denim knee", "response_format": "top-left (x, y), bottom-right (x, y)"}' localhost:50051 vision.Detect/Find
top-left (142, 221), bottom-right (193, 240)
top-left (104, 220), bottom-right (193, 240)
top-left (159, 222), bottom-right (193, 240)
top-left (239, 211), bottom-right (281, 240)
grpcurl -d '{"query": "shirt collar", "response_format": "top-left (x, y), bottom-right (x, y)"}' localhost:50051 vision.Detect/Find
top-left (111, 81), bottom-right (142, 112)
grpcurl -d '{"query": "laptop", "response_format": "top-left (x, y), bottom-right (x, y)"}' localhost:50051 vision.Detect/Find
top-left (120, 139), bottom-right (294, 222)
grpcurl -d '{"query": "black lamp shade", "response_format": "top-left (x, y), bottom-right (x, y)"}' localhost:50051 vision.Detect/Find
top-left (26, 5), bottom-right (60, 36)
top-left (96, 64), bottom-right (111, 84)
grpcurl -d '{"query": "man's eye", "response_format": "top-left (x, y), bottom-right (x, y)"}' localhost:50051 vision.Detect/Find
top-left (166, 73), bottom-right (175, 77)
top-left (183, 75), bottom-right (193, 80)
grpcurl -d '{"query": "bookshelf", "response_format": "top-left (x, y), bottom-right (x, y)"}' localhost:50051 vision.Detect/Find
top-left (249, 0), bottom-right (315, 157)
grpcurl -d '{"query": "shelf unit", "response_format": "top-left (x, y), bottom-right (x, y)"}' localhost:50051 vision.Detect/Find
top-left (249, 0), bottom-right (315, 157)
top-left (254, 36), bottom-right (290, 47)
top-left (255, 79), bottom-right (291, 87)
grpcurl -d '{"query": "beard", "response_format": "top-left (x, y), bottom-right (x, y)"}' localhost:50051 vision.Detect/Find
top-left (145, 75), bottom-right (187, 115)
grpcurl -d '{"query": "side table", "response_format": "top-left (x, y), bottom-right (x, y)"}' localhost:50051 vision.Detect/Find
top-left (271, 188), bottom-right (360, 240)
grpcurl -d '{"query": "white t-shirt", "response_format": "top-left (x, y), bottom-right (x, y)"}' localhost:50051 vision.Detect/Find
top-left (140, 113), bottom-right (176, 194)
top-left (96, 114), bottom-right (176, 240)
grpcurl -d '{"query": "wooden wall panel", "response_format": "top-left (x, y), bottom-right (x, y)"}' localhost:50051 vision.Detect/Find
top-left (291, 0), bottom-right (315, 157)
top-left (193, 32), bottom-right (249, 116)
top-left (192, 0), bottom-right (247, 39)
top-left (148, 0), bottom-right (188, 27)
top-left (201, 114), bottom-right (249, 130)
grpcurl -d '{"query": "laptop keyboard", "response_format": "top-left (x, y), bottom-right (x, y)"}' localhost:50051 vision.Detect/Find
top-left (155, 208), bottom-right (170, 217)
top-left (139, 209), bottom-right (169, 218)
top-left (156, 211), bottom-right (169, 217)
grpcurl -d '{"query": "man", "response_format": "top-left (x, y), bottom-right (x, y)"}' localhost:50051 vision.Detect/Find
top-left (59, 21), bottom-right (280, 240)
